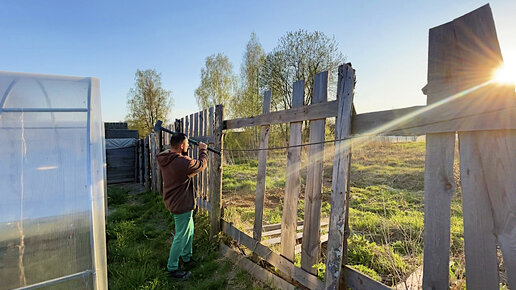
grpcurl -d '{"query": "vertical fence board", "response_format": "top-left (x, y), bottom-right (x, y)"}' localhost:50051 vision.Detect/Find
top-left (189, 114), bottom-right (194, 159)
top-left (194, 112), bottom-right (199, 201)
top-left (157, 131), bottom-right (163, 195)
top-left (422, 133), bottom-right (455, 288)
top-left (325, 64), bottom-right (355, 289)
top-left (280, 80), bottom-right (305, 262)
top-left (185, 115), bottom-right (190, 140)
top-left (144, 135), bottom-right (150, 191)
top-left (422, 20), bottom-right (458, 289)
top-left (139, 139), bottom-right (143, 184)
top-left (203, 109), bottom-right (209, 201)
top-left (134, 138), bottom-right (139, 182)
top-left (458, 132), bottom-right (499, 290)
top-left (208, 107), bottom-right (215, 200)
top-left (301, 71), bottom-right (328, 274)
top-left (210, 105), bottom-right (224, 238)
top-left (253, 91), bottom-right (272, 242)
top-left (473, 130), bottom-right (516, 288)
top-left (199, 110), bottom-right (205, 201)
top-left (455, 6), bottom-right (504, 290)
top-left (150, 133), bottom-right (157, 191)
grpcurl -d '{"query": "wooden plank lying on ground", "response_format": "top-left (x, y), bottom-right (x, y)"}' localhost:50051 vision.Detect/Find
top-left (262, 220), bottom-right (303, 232)
top-left (219, 243), bottom-right (295, 290)
top-left (221, 220), bottom-right (324, 290)
top-left (263, 221), bottom-right (329, 237)
top-left (295, 234), bottom-right (328, 254)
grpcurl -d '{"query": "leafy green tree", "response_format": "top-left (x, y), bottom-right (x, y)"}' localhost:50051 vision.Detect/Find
top-left (232, 32), bottom-right (266, 118)
top-left (260, 30), bottom-right (345, 111)
top-left (126, 69), bottom-right (173, 137)
top-left (195, 53), bottom-right (237, 114)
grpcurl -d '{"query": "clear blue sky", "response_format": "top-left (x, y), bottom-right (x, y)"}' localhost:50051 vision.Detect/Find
top-left (1, 1), bottom-right (515, 123)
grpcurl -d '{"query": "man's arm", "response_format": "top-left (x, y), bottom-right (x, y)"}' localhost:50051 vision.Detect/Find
top-left (186, 142), bottom-right (208, 178)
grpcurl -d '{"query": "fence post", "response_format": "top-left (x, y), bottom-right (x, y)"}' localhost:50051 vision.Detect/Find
top-left (280, 80), bottom-right (304, 262)
top-left (209, 104), bottom-right (224, 238)
top-left (301, 71), bottom-right (328, 274)
top-left (253, 91), bottom-right (271, 242)
top-left (325, 64), bottom-right (355, 289)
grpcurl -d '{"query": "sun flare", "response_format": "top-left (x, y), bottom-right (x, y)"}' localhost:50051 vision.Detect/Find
top-left (493, 63), bottom-right (516, 85)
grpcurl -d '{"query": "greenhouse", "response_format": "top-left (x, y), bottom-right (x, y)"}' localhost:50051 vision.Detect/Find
top-left (0, 72), bottom-right (107, 289)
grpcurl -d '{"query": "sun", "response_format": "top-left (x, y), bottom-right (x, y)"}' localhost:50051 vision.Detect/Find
top-left (493, 63), bottom-right (516, 84)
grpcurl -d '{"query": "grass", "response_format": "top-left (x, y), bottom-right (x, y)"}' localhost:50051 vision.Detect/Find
top-left (221, 140), bottom-right (468, 287)
top-left (106, 185), bottom-right (273, 290)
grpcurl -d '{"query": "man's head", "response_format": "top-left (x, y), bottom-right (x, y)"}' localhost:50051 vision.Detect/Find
top-left (170, 133), bottom-right (189, 154)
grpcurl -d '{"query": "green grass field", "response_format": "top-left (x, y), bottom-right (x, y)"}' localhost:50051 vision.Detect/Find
top-left (106, 185), bottom-right (273, 290)
top-left (222, 140), bottom-right (468, 288)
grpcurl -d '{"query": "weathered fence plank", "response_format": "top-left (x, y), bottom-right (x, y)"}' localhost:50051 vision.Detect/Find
top-left (472, 130), bottom-right (516, 289)
top-left (454, 5), bottom-right (510, 289)
top-left (156, 132), bottom-right (163, 194)
top-left (325, 64), bottom-right (355, 289)
top-left (203, 109), bottom-right (209, 201)
top-left (150, 133), bottom-right (156, 192)
top-left (253, 91), bottom-right (272, 242)
top-left (301, 71), bottom-right (328, 274)
top-left (280, 80), bottom-right (304, 262)
top-left (189, 113), bottom-right (194, 158)
top-left (199, 110), bottom-right (205, 202)
top-left (422, 20), bottom-right (457, 289)
top-left (208, 106), bottom-right (214, 201)
top-left (193, 112), bottom-right (199, 198)
top-left (144, 135), bottom-right (150, 191)
top-left (209, 105), bottom-right (224, 238)
top-left (459, 131), bottom-right (499, 290)
top-left (138, 139), bottom-right (143, 184)
top-left (224, 97), bottom-right (516, 137)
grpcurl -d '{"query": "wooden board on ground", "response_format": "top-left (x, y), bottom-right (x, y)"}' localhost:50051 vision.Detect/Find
top-left (219, 243), bottom-right (295, 290)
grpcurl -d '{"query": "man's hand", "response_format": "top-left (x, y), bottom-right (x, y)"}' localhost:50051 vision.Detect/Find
top-left (198, 142), bottom-right (207, 150)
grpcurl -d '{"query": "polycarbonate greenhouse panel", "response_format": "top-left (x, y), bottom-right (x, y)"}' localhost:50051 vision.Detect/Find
top-left (0, 72), bottom-right (107, 290)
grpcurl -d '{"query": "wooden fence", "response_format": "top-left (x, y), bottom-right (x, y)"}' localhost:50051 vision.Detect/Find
top-left (131, 5), bottom-right (516, 290)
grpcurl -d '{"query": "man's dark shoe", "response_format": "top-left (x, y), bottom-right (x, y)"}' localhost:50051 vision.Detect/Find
top-left (167, 270), bottom-right (192, 280)
top-left (182, 258), bottom-right (197, 270)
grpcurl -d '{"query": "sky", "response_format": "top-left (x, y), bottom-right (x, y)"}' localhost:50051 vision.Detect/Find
top-left (0, 0), bottom-right (515, 123)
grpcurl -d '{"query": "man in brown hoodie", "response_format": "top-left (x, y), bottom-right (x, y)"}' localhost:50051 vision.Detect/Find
top-left (156, 132), bottom-right (208, 280)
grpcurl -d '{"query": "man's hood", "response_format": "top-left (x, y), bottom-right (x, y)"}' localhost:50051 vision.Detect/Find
top-left (156, 150), bottom-right (181, 167)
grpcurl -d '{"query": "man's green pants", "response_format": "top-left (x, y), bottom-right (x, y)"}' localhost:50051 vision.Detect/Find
top-left (167, 210), bottom-right (194, 271)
